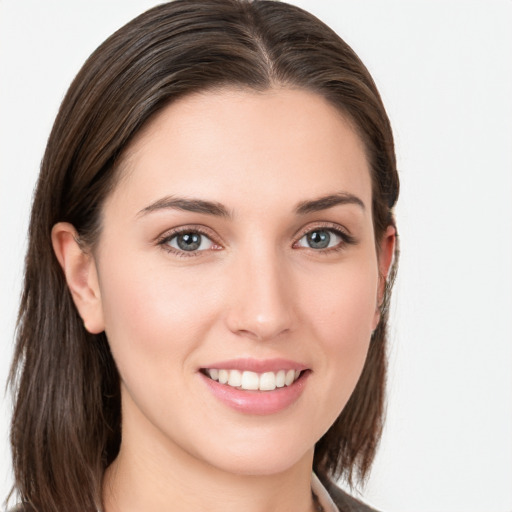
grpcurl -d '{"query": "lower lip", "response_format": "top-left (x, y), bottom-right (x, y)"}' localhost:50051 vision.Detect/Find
top-left (200, 371), bottom-right (310, 415)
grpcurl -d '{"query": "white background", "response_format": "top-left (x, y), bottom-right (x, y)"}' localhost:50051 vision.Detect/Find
top-left (1, 1), bottom-right (511, 511)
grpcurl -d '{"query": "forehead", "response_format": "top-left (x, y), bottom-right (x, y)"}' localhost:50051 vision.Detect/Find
top-left (109, 87), bottom-right (372, 216)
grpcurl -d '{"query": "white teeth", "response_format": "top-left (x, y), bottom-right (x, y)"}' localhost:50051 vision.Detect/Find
top-left (241, 371), bottom-right (259, 390)
top-left (275, 370), bottom-right (286, 388)
top-left (285, 369), bottom-right (295, 386)
top-left (259, 372), bottom-right (276, 391)
top-left (205, 368), bottom-right (302, 391)
top-left (228, 369), bottom-right (242, 387)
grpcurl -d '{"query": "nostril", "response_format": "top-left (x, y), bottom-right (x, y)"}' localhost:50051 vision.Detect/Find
top-left (233, 326), bottom-right (291, 342)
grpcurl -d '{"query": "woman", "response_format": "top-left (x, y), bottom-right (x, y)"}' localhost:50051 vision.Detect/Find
top-left (8, 1), bottom-right (399, 511)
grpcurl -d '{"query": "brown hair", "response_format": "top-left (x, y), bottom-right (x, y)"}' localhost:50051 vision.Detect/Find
top-left (8, 1), bottom-right (399, 510)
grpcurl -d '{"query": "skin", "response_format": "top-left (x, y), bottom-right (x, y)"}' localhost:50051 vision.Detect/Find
top-left (52, 87), bottom-right (395, 512)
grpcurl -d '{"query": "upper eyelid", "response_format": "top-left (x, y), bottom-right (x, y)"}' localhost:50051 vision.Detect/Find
top-left (155, 221), bottom-right (354, 249)
top-left (156, 226), bottom-right (222, 257)
top-left (293, 223), bottom-right (358, 250)
top-left (293, 221), bottom-right (352, 240)
top-left (156, 224), bottom-right (220, 244)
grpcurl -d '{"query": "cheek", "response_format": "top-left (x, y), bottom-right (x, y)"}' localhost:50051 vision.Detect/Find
top-left (97, 252), bottom-right (221, 368)
top-left (301, 257), bottom-right (379, 344)
top-left (96, 255), bottom-right (224, 436)
top-left (298, 257), bottom-right (379, 420)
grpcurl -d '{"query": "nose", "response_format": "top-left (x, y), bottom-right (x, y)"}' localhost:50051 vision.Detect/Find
top-left (224, 246), bottom-right (295, 341)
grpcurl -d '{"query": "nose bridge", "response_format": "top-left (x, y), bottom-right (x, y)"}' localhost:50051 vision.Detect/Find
top-left (225, 240), bottom-right (294, 341)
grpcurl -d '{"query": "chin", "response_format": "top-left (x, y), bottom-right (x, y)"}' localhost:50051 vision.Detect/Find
top-left (192, 433), bottom-right (315, 478)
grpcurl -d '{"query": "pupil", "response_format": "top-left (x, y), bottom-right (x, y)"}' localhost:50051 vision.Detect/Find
top-left (177, 232), bottom-right (201, 251)
top-left (307, 230), bottom-right (330, 249)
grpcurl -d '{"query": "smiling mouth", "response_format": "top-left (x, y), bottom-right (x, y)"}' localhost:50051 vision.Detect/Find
top-left (201, 368), bottom-right (305, 392)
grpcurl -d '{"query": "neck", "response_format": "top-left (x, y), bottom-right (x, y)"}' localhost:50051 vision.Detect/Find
top-left (102, 404), bottom-right (316, 512)
top-left (103, 448), bottom-right (316, 512)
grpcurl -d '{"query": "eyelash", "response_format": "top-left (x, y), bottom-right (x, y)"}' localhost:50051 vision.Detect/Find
top-left (157, 226), bottom-right (221, 258)
top-left (156, 223), bottom-right (356, 258)
top-left (293, 223), bottom-right (356, 253)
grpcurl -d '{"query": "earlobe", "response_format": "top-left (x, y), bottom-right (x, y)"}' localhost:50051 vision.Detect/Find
top-left (51, 222), bottom-right (105, 334)
top-left (372, 225), bottom-right (396, 330)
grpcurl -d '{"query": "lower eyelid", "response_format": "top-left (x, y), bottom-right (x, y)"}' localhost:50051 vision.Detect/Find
top-left (157, 226), bottom-right (225, 257)
top-left (157, 225), bottom-right (354, 256)
top-left (298, 230), bottom-right (337, 246)
top-left (297, 226), bottom-right (345, 239)
top-left (169, 233), bottom-right (213, 251)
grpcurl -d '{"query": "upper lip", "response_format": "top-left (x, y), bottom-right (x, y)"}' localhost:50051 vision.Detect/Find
top-left (200, 358), bottom-right (308, 373)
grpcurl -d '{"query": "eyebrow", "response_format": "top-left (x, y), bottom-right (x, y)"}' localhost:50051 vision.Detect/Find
top-left (137, 196), bottom-right (231, 218)
top-left (137, 191), bottom-right (365, 219)
top-left (295, 192), bottom-right (365, 215)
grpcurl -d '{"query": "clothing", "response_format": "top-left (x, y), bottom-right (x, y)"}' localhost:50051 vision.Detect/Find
top-left (8, 473), bottom-right (380, 512)
top-left (312, 472), bottom-right (342, 511)
top-left (313, 473), bottom-right (381, 512)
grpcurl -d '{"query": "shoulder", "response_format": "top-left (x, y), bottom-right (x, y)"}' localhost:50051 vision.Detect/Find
top-left (324, 478), bottom-right (381, 512)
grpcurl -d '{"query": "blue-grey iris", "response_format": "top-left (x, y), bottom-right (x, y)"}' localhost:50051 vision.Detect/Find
top-left (177, 232), bottom-right (201, 251)
top-left (307, 230), bottom-right (330, 249)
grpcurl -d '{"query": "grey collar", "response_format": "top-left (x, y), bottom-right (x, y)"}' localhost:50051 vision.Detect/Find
top-left (311, 472), bottom-right (340, 512)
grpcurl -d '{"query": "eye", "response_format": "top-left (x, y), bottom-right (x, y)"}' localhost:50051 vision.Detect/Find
top-left (295, 228), bottom-right (347, 250)
top-left (163, 230), bottom-right (215, 253)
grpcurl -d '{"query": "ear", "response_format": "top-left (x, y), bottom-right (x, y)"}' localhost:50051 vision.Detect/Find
top-left (51, 222), bottom-right (105, 334)
top-left (372, 225), bottom-right (396, 330)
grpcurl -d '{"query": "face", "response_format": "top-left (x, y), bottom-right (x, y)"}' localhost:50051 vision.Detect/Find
top-left (89, 88), bottom-right (390, 476)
